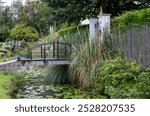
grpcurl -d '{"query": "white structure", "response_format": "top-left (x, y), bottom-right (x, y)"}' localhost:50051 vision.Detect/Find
top-left (81, 18), bottom-right (89, 25)
top-left (89, 18), bottom-right (99, 39)
top-left (99, 14), bottom-right (111, 33)
top-left (89, 14), bottom-right (111, 39)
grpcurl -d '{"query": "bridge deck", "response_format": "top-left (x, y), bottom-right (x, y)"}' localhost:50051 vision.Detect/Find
top-left (20, 58), bottom-right (68, 61)
top-left (0, 59), bottom-right (70, 71)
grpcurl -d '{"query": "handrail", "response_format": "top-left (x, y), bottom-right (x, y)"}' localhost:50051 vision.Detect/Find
top-left (17, 41), bottom-right (72, 61)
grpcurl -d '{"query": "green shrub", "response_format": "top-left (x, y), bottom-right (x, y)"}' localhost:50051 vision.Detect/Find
top-left (0, 52), bottom-right (5, 58)
top-left (112, 8), bottom-right (150, 31)
top-left (0, 42), bottom-right (3, 47)
top-left (0, 72), bottom-right (14, 99)
top-left (51, 84), bottom-right (107, 99)
top-left (0, 26), bottom-right (11, 42)
top-left (95, 57), bottom-right (150, 99)
top-left (0, 48), bottom-right (12, 61)
top-left (11, 23), bottom-right (39, 42)
top-left (0, 72), bottom-right (22, 98)
top-left (0, 48), bottom-right (8, 54)
top-left (58, 25), bottom-right (89, 37)
top-left (10, 74), bottom-right (26, 91)
top-left (3, 45), bottom-right (12, 50)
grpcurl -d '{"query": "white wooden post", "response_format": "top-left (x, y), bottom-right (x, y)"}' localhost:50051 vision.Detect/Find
top-left (99, 14), bottom-right (111, 34)
top-left (89, 17), bottom-right (99, 39)
top-left (89, 14), bottom-right (111, 41)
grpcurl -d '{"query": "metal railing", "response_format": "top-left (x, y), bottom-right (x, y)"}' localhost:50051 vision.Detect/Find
top-left (17, 41), bottom-right (72, 63)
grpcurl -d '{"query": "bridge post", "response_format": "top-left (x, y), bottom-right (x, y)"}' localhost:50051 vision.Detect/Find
top-left (30, 50), bottom-right (32, 60)
top-left (53, 41), bottom-right (55, 58)
top-left (43, 45), bottom-right (46, 63)
top-left (27, 48), bottom-right (32, 60)
top-left (69, 44), bottom-right (71, 58)
top-left (65, 45), bottom-right (67, 58)
top-left (41, 45), bottom-right (43, 58)
top-left (57, 40), bottom-right (59, 59)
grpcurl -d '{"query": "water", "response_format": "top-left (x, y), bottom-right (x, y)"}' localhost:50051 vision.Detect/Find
top-left (16, 72), bottom-right (106, 99)
top-left (17, 76), bottom-right (55, 99)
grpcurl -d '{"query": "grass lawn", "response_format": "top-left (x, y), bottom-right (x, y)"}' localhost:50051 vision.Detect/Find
top-left (0, 72), bottom-right (14, 99)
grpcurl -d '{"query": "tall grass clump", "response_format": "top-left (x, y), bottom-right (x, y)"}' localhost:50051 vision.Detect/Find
top-left (44, 65), bottom-right (69, 84)
top-left (45, 25), bottom-right (122, 88)
top-left (44, 28), bottom-right (89, 85)
top-left (69, 37), bottom-right (103, 89)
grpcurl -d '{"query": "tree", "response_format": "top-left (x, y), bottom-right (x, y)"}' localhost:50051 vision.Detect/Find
top-left (0, 0), bottom-right (4, 25)
top-left (0, 26), bottom-right (10, 42)
top-left (42, 0), bottom-right (150, 28)
top-left (11, 23), bottom-right (39, 42)
top-left (11, 0), bottom-right (23, 23)
top-left (2, 6), bottom-right (14, 28)
top-left (0, 1), bottom-right (12, 42)
top-left (16, 0), bottom-right (52, 36)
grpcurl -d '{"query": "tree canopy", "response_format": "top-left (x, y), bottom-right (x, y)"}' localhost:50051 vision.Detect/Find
top-left (16, 0), bottom-right (51, 36)
top-left (42, 0), bottom-right (150, 28)
top-left (0, 1), bottom-right (13, 41)
top-left (0, 26), bottom-right (10, 42)
top-left (11, 23), bottom-right (39, 42)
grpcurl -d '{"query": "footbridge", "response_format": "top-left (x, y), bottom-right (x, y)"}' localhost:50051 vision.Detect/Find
top-left (0, 41), bottom-right (72, 71)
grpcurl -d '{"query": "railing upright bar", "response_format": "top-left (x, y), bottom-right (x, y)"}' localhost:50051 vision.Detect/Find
top-left (65, 44), bottom-right (67, 58)
top-left (30, 50), bottom-right (32, 60)
top-left (53, 41), bottom-right (55, 58)
top-left (41, 45), bottom-right (43, 58)
top-left (43, 45), bottom-right (46, 63)
top-left (57, 41), bottom-right (59, 59)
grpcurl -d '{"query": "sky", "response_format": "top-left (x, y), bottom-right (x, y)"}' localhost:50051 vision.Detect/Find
top-left (2, 0), bottom-right (13, 6)
top-left (2, 0), bottom-right (25, 6)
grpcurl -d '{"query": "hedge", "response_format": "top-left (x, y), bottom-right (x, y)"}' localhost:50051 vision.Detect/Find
top-left (57, 25), bottom-right (89, 37)
top-left (112, 8), bottom-right (150, 31)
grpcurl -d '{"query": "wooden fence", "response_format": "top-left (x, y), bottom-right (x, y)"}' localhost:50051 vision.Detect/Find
top-left (122, 25), bottom-right (150, 67)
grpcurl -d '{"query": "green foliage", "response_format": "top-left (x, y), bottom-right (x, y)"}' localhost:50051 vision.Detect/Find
top-left (69, 37), bottom-right (103, 89)
top-left (10, 73), bottom-right (26, 91)
top-left (0, 50), bottom-right (12, 62)
top-left (17, 0), bottom-right (51, 36)
top-left (51, 84), bottom-right (107, 99)
top-left (0, 26), bottom-right (11, 42)
top-left (11, 23), bottom-right (39, 41)
top-left (95, 57), bottom-right (150, 99)
top-left (0, 48), bottom-right (8, 54)
top-left (42, 0), bottom-right (149, 27)
top-left (58, 25), bottom-right (89, 37)
top-left (112, 8), bottom-right (150, 31)
top-left (61, 29), bottom-right (119, 90)
top-left (0, 72), bottom-right (13, 98)
top-left (41, 35), bottom-right (52, 43)
top-left (16, 66), bottom-right (45, 79)
top-left (0, 72), bottom-right (20, 99)
top-left (45, 65), bottom-right (69, 84)
top-left (0, 42), bottom-right (2, 47)
top-left (0, 52), bottom-right (4, 58)
top-left (3, 45), bottom-right (12, 50)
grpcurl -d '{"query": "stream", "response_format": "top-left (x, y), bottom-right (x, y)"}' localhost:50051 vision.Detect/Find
top-left (17, 76), bottom-right (55, 99)
top-left (16, 67), bottom-right (106, 99)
